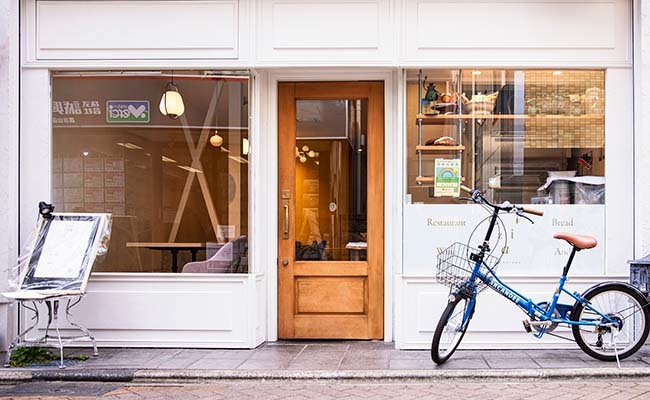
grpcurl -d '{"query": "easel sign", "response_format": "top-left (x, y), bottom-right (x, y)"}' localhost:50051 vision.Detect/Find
top-left (6, 213), bottom-right (110, 298)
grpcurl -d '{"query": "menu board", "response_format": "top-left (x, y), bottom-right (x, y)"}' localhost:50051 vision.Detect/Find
top-left (33, 219), bottom-right (97, 279)
top-left (13, 213), bottom-right (110, 295)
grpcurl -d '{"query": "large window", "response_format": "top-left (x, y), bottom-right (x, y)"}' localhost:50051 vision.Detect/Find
top-left (403, 69), bottom-right (606, 276)
top-left (51, 71), bottom-right (249, 273)
top-left (406, 69), bottom-right (605, 205)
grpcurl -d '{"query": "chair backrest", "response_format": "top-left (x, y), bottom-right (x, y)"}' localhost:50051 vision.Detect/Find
top-left (181, 236), bottom-right (248, 273)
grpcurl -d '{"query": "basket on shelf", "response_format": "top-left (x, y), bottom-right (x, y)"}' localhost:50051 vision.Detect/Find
top-left (435, 242), bottom-right (500, 293)
top-left (461, 92), bottom-right (498, 115)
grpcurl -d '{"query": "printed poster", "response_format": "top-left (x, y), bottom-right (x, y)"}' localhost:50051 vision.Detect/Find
top-left (84, 172), bottom-right (104, 188)
top-left (84, 187), bottom-right (104, 203)
top-left (105, 187), bottom-right (125, 203)
top-left (63, 157), bottom-right (83, 172)
top-left (84, 158), bottom-right (104, 172)
top-left (104, 158), bottom-right (124, 172)
top-left (434, 158), bottom-right (461, 197)
top-left (63, 173), bottom-right (83, 188)
top-left (104, 172), bottom-right (125, 187)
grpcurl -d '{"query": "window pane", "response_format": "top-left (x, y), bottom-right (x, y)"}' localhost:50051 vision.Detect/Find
top-left (404, 69), bottom-right (606, 277)
top-left (51, 72), bottom-right (249, 273)
top-left (294, 100), bottom-right (367, 261)
top-left (406, 69), bottom-right (605, 205)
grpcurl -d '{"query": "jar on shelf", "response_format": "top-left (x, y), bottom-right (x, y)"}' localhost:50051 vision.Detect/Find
top-left (569, 94), bottom-right (582, 115)
top-left (584, 87), bottom-right (604, 115)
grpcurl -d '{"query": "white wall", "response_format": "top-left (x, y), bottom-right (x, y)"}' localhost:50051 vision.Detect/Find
top-left (26, 274), bottom-right (265, 348)
top-left (635, 0), bottom-right (650, 256)
top-left (0, 0), bottom-right (19, 351)
top-left (10, 0), bottom-right (639, 349)
top-left (21, 0), bottom-right (632, 68)
top-left (401, 0), bottom-right (632, 67)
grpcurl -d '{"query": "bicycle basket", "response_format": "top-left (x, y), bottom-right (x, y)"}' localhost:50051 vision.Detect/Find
top-left (436, 242), bottom-right (500, 293)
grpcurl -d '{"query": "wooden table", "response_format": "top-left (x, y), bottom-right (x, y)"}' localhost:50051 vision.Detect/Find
top-left (345, 242), bottom-right (367, 261)
top-left (126, 242), bottom-right (205, 273)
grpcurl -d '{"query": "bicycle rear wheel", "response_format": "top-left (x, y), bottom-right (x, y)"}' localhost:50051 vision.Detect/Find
top-left (431, 295), bottom-right (475, 364)
top-left (572, 282), bottom-right (650, 361)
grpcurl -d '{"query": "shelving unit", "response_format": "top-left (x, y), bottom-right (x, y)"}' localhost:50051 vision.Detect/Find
top-left (415, 145), bottom-right (465, 152)
top-left (416, 113), bottom-right (603, 125)
top-left (415, 69), bottom-right (464, 187)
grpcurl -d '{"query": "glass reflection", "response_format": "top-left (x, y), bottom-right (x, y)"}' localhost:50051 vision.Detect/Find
top-left (294, 100), bottom-right (367, 261)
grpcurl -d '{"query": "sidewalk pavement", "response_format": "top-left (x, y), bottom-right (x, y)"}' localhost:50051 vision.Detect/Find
top-left (1, 341), bottom-right (650, 383)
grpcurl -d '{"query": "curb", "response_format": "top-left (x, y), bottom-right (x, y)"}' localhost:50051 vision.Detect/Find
top-left (131, 368), bottom-right (650, 382)
top-left (2, 367), bottom-right (650, 383)
top-left (0, 370), bottom-right (32, 383)
top-left (31, 368), bottom-right (136, 382)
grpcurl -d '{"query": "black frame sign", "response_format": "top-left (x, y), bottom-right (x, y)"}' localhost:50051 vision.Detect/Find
top-left (15, 213), bottom-right (110, 296)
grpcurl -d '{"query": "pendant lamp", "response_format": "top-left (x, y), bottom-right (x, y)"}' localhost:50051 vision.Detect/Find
top-left (159, 78), bottom-right (185, 119)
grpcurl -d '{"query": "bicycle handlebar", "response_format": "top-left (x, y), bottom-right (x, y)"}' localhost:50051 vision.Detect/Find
top-left (521, 206), bottom-right (544, 216)
top-left (458, 187), bottom-right (544, 217)
top-left (460, 185), bottom-right (473, 194)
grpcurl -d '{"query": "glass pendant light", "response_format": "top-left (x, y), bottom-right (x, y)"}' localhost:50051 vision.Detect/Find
top-left (159, 73), bottom-right (185, 119)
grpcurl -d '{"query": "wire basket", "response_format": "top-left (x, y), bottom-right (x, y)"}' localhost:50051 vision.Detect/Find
top-left (436, 242), bottom-right (500, 293)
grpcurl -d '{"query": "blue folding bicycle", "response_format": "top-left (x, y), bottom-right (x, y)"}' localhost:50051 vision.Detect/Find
top-left (431, 186), bottom-right (650, 365)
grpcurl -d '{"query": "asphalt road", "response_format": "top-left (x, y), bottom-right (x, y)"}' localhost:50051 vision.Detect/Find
top-left (0, 378), bottom-right (649, 399)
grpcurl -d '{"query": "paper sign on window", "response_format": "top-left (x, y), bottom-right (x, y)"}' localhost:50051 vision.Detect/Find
top-left (434, 158), bottom-right (461, 197)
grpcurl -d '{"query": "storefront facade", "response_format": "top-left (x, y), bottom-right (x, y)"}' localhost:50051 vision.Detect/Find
top-left (1, 0), bottom-right (648, 350)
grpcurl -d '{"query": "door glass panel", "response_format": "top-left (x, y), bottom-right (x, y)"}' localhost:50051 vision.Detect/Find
top-left (294, 99), bottom-right (367, 261)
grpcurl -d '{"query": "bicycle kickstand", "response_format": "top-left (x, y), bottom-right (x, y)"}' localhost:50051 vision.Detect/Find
top-left (611, 327), bottom-right (621, 369)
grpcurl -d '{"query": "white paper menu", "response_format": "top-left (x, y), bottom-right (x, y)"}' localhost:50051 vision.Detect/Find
top-left (33, 219), bottom-right (96, 279)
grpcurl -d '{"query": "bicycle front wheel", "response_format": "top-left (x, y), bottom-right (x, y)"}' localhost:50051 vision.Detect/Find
top-left (572, 282), bottom-right (650, 361)
top-left (431, 295), bottom-right (474, 364)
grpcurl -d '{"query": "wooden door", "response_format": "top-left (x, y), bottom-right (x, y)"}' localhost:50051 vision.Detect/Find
top-left (278, 82), bottom-right (384, 339)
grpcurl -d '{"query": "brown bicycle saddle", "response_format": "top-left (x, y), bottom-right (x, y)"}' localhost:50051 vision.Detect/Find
top-left (553, 233), bottom-right (597, 250)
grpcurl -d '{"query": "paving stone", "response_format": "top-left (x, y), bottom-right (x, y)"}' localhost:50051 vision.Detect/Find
top-left (155, 358), bottom-right (203, 370)
top-left (387, 350), bottom-right (430, 360)
top-left (199, 350), bottom-right (255, 360)
top-left (237, 359), bottom-right (291, 370)
top-left (247, 352), bottom-right (298, 362)
top-left (339, 356), bottom-right (390, 370)
top-left (483, 357), bottom-right (538, 369)
top-left (286, 358), bottom-right (344, 370)
top-left (533, 358), bottom-right (589, 368)
top-left (434, 358), bottom-right (490, 369)
top-left (388, 358), bottom-right (434, 369)
top-left (185, 358), bottom-right (244, 370)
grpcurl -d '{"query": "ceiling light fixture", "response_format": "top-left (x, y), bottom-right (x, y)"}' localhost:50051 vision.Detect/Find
top-left (296, 144), bottom-right (318, 163)
top-left (210, 130), bottom-right (224, 147)
top-left (159, 71), bottom-right (185, 119)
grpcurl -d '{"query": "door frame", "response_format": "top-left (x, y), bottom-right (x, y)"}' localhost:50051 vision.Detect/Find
top-left (277, 81), bottom-right (384, 339)
top-left (257, 69), bottom-right (401, 343)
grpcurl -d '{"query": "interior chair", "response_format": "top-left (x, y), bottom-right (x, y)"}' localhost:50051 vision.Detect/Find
top-left (181, 236), bottom-right (247, 273)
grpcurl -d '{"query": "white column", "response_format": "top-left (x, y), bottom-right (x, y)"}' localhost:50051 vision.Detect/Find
top-left (635, 0), bottom-right (650, 256)
top-left (0, 0), bottom-right (19, 350)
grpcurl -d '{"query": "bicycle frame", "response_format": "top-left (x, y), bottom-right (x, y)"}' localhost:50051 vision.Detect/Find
top-left (464, 259), bottom-right (618, 339)
top-left (454, 193), bottom-right (617, 339)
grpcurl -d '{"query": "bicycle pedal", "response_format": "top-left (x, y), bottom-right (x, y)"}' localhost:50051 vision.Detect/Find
top-left (522, 320), bottom-right (532, 333)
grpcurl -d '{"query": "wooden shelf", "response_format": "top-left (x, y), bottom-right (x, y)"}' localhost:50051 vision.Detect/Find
top-left (415, 176), bottom-right (434, 184)
top-left (416, 113), bottom-right (604, 125)
top-left (415, 176), bottom-right (466, 184)
top-left (416, 145), bottom-right (465, 152)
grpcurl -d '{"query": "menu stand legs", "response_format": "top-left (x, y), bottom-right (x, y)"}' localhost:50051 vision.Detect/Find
top-left (4, 296), bottom-right (98, 369)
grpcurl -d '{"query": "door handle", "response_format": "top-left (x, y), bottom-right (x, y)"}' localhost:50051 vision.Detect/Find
top-left (282, 200), bottom-right (289, 240)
